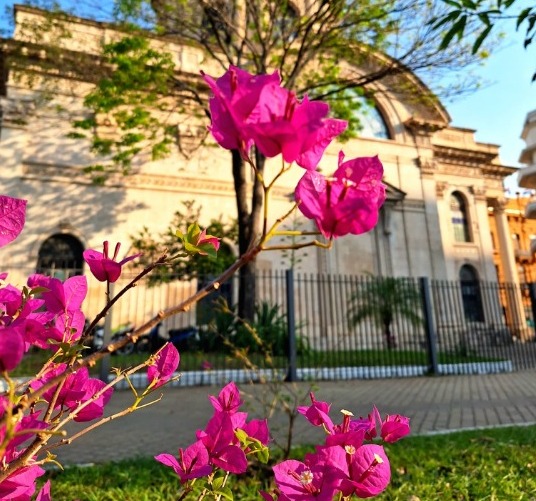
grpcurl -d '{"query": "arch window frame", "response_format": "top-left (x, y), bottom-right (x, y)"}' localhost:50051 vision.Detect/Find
top-left (450, 191), bottom-right (472, 243)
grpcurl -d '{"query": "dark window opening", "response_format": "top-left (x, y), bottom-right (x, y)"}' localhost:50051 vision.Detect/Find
top-left (459, 264), bottom-right (484, 322)
top-left (36, 233), bottom-right (84, 279)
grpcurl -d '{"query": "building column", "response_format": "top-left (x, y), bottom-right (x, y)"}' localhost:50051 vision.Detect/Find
top-left (493, 198), bottom-right (530, 339)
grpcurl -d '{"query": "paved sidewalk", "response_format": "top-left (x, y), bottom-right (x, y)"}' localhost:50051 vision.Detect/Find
top-left (54, 370), bottom-right (536, 465)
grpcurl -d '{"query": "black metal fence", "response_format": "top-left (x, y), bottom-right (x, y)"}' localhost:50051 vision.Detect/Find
top-left (12, 266), bottom-right (536, 383)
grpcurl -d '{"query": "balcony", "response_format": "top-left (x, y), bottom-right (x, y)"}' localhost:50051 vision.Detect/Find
top-left (518, 164), bottom-right (536, 189)
top-left (525, 198), bottom-right (536, 219)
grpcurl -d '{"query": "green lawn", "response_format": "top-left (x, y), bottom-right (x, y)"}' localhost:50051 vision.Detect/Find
top-left (13, 348), bottom-right (500, 378)
top-left (42, 425), bottom-right (536, 500)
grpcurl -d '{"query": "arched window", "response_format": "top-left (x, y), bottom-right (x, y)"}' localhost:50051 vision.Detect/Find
top-left (36, 234), bottom-right (84, 279)
top-left (356, 102), bottom-right (391, 140)
top-left (459, 264), bottom-right (484, 322)
top-left (450, 192), bottom-right (471, 243)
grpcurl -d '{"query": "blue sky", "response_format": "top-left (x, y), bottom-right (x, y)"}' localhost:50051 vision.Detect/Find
top-left (446, 26), bottom-right (535, 194)
top-left (1, 1), bottom-right (534, 193)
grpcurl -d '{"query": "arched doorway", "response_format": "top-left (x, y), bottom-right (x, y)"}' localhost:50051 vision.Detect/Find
top-left (459, 264), bottom-right (484, 322)
top-left (36, 233), bottom-right (84, 279)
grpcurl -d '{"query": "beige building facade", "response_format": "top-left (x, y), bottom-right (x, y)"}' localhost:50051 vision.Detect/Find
top-left (0, 6), bottom-right (521, 329)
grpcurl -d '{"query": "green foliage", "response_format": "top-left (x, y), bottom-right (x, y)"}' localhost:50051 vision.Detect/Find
top-left (204, 301), bottom-right (309, 358)
top-left (434, 0), bottom-right (536, 79)
top-left (347, 275), bottom-right (423, 350)
top-left (72, 34), bottom-right (180, 177)
top-left (129, 200), bottom-right (238, 284)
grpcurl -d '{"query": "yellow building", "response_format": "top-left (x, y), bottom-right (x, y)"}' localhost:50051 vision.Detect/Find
top-left (489, 196), bottom-right (536, 285)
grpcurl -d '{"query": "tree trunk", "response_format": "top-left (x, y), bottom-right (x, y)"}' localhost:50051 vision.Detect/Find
top-left (232, 149), bottom-right (265, 321)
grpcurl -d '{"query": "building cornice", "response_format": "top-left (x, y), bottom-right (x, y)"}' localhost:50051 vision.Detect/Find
top-left (433, 144), bottom-right (497, 168)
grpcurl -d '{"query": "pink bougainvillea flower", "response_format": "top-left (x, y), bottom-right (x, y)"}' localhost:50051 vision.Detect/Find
top-left (273, 449), bottom-right (346, 501)
top-left (24, 274), bottom-right (87, 347)
top-left (202, 66), bottom-right (280, 157)
top-left (74, 377), bottom-right (114, 422)
top-left (0, 324), bottom-right (25, 372)
top-left (0, 195), bottom-right (27, 248)
top-left (83, 241), bottom-right (141, 283)
top-left (297, 392), bottom-right (334, 433)
top-left (350, 405), bottom-right (382, 441)
top-left (242, 418), bottom-right (270, 446)
top-left (30, 364), bottom-right (113, 421)
top-left (30, 363), bottom-right (86, 409)
top-left (380, 413), bottom-right (411, 443)
top-left (155, 440), bottom-right (212, 483)
top-left (3, 412), bottom-right (47, 453)
top-left (341, 444), bottom-right (391, 498)
top-left (0, 462), bottom-right (45, 500)
top-left (27, 274), bottom-right (87, 314)
top-left (208, 381), bottom-right (243, 414)
top-left (247, 90), bottom-right (347, 169)
top-left (147, 343), bottom-right (180, 389)
top-left (200, 360), bottom-right (213, 371)
top-left (197, 411), bottom-right (248, 474)
top-left (0, 284), bottom-right (23, 318)
top-left (295, 152), bottom-right (386, 239)
top-left (36, 479), bottom-right (52, 501)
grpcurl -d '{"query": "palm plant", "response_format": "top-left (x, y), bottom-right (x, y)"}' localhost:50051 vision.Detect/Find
top-left (347, 275), bottom-right (423, 350)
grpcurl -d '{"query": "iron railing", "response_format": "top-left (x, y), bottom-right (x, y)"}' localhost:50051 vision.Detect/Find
top-left (11, 266), bottom-right (536, 383)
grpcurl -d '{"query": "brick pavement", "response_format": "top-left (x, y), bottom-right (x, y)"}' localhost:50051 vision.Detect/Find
top-left (53, 370), bottom-right (536, 465)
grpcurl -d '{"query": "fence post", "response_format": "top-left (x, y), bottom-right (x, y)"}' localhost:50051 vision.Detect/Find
top-left (529, 283), bottom-right (536, 336)
top-left (286, 269), bottom-right (298, 382)
top-left (419, 277), bottom-right (439, 376)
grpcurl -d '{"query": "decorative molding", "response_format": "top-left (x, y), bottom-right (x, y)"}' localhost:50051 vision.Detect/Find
top-left (404, 117), bottom-right (447, 135)
top-left (433, 144), bottom-right (497, 168)
top-left (393, 198), bottom-right (425, 211)
top-left (21, 162), bottom-right (292, 199)
top-left (489, 197), bottom-right (508, 212)
top-left (436, 181), bottom-right (448, 198)
top-left (437, 164), bottom-right (479, 178)
top-left (469, 185), bottom-right (487, 201)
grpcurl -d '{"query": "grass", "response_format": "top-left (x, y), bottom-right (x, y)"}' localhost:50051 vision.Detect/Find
top-left (41, 425), bottom-right (536, 500)
top-left (13, 348), bottom-right (500, 378)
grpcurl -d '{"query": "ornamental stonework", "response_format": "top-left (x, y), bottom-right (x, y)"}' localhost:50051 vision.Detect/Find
top-left (435, 181), bottom-right (448, 198)
top-left (469, 185), bottom-right (487, 201)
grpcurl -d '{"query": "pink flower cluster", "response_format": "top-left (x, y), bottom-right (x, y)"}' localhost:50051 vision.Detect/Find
top-left (203, 66), bottom-right (386, 239)
top-left (0, 396), bottom-right (48, 500)
top-left (261, 393), bottom-right (410, 500)
top-left (0, 273), bottom-right (88, 372)
top-left (155, 382), bottom-right (269, 480)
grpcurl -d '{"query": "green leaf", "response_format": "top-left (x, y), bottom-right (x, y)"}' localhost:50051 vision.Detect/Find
top-left (213, 486), bottom-right (233, 500)
top-left (432, 10), bottom-right (461, 30)
top-left (439, 15), bottom-right (467, 50)
top-left (472, 25), bottom-right (493, 54)
top-left (197, 243), bottom-right (218, 259)
top-left (187, 223), bottom-right (201, 242)
top-left (211, 476), bottom-right (224, 490)
top-left (517, 8), bottom-right (533, 29)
